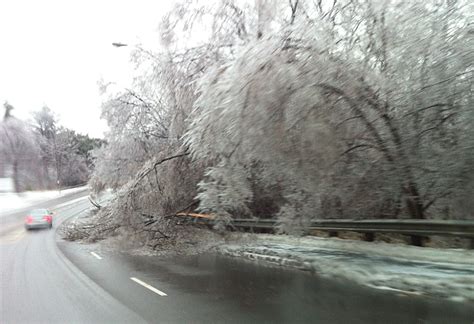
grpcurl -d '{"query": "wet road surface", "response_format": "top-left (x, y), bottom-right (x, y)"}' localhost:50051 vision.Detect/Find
top-left (1, 193), bottom-right (474, 323)
top-left (60, 242), bottom-right (474, 324)
top-left (0, 194), bottom-right (145, 323)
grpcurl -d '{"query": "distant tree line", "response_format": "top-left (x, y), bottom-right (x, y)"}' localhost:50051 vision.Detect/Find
top-left (89, 0), bottom-right (473, 238)
top-left (0, 103), bottom-right (104, 192)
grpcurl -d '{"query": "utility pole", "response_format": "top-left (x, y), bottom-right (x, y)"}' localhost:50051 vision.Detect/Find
top-left (53, 131), bottom-right (61, 194)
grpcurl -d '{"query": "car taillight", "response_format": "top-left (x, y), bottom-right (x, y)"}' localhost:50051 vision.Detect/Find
top-left (26, 216), bottom-right (33, 223)
top-left (43, 215), bottom-right (52, 222)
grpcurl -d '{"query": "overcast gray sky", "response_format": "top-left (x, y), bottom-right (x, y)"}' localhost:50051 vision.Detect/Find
top-left (0, 0), bottom-right (172, 138)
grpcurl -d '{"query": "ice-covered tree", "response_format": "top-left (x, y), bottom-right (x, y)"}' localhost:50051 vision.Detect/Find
top-left (0, 103), bottom-right (39, 192)
top-left (185, 0), bottom-right (474, 231)
top-left (80, 0), bottom-right (472, 245)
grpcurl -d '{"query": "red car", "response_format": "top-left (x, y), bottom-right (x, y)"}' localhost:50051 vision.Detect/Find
top-left (25, 209), bottom-right (54, 230)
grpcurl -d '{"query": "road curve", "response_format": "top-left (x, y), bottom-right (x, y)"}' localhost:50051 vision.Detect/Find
top-left (0, 195), bottom-right (145, 323)
top-left (1, 193), bottom-right (474, 323)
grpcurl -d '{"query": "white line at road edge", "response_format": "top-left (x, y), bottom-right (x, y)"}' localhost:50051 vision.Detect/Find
top-left (366, 284), bottom-right (423, 296)
top-left (54, 196), bottom-right (88, 209)
top-left (90, 252), bottom-right (103, 260)
top-left (130, 277), bottom-right (168, 296)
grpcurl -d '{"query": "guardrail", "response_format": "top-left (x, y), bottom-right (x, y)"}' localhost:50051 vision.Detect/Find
top-left (177, 214), bottom-right (474, 248)
top-left (60, 183), bottom-right (88, 190)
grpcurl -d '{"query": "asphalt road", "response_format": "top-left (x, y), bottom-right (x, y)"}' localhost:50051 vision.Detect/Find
top-left (0, 189), bottom-right (90, 233)
top-left (0, 193), bottom-right (144, 323)
top-left (1, 193), bottom-right (473, 323)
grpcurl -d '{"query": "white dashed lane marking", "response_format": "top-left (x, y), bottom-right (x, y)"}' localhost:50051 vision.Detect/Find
top-left (90, 252), bottom-right (103, 260)
top-left (130, 277), bottom-right (168, 296)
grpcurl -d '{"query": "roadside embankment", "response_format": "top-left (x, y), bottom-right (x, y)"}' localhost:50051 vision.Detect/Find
top-left (217, 234), bottom-right (474, 302)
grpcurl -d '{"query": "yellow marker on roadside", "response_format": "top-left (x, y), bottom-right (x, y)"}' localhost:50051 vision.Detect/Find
top-left (0, 228), bottom-right (26, 244)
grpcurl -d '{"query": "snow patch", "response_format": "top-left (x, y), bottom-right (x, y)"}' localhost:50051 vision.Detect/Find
top-left (217, 234), bottom-right (474, 302)
top-left (0, 186), bottom-right (88, 214)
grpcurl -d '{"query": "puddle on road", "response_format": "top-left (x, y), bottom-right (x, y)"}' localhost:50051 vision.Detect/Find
top-left (119, 252), bottom-right (474, 324)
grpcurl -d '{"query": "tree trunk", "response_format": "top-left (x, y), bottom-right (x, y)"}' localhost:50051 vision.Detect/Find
top-left (404, 181), bottom-right (425, 220)
top-left (404, 181), bottom-right (425, 246)
top-left (12, 160), bottom-right (20, 193)
top-left (42, 158), bottom-right (50, 189)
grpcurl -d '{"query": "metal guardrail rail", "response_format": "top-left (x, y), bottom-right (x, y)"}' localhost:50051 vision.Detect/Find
top-left (179, 214), bottom-right (474, 248)
top-left (232, 219), bottom-right (474, 237)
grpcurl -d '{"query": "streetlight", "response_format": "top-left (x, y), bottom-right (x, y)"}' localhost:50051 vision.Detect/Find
top-left (112, 42), bottom-right (128, 47)
top-left (112, 42), bottom-right (158, 60)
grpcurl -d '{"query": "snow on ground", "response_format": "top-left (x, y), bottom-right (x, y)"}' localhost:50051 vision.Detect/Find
top-left (218, 233), bottom-right (474, 302)
top-left (0, 186), bottom-right (88, 214)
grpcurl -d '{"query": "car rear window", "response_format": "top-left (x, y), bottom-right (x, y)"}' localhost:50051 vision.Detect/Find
top-left (30, 209), bottom-right (49, 218)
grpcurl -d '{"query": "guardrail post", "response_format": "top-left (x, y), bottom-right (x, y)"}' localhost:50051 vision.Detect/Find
top-left (363, 232), bottom-right (374, 242)
top-left (410, 235), bottom-right (423, 247)
top-left (328, 231), bottom-right (338, 238)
